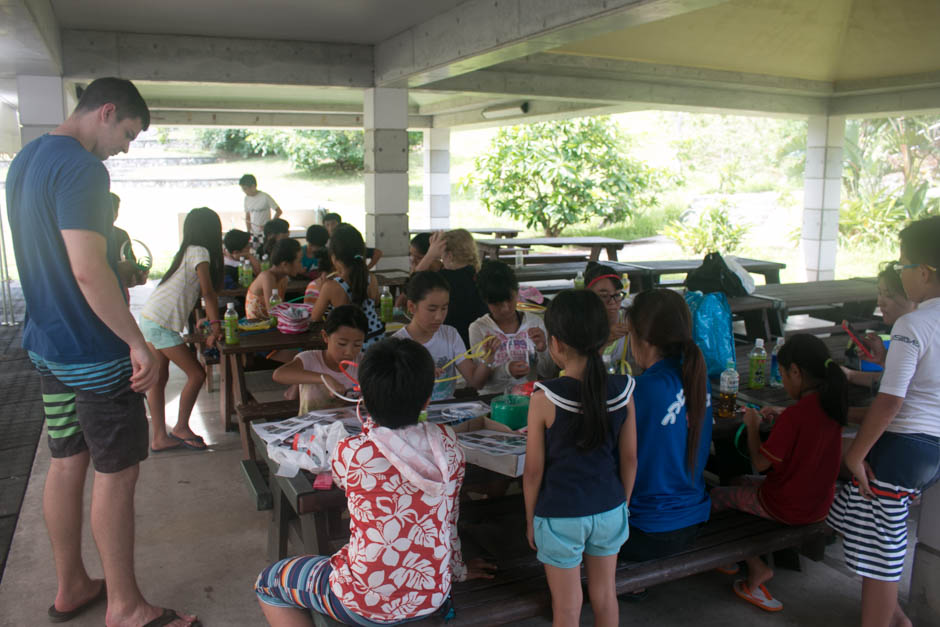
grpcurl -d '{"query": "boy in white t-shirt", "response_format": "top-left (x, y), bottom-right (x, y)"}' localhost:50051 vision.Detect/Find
top-left (828, 215), bottom-right (940, 627)
top-left (240, 173), bottom-right (282, 243)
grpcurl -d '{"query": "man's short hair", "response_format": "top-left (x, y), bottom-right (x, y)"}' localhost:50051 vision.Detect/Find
top-left (359, 338), bottom-right (434, 429)
top-left (75, 78), bottom-right (150, 131)
top-left (224, 229), bottom-right (251, 253)
top-left (239, 174), bottom-right (257, 187)
top-left (322, 212), bottom-right (342, 225)
top-left (306, 224), bottom-right (329, 247)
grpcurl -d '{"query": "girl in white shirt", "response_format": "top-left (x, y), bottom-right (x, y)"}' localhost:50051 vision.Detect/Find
top-left (393, 271), bottom-right (491, 400)
top-left (140, 207), bottom-right (223, 452)
top-left (469, 260), bottom-right (554, 395)
top-left (273, 305), bottom-right (367, 413)
top-left (828, 215), bottom-right (940, 627)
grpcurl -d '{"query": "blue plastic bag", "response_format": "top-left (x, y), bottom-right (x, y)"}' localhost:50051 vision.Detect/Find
top-left (684, 290), bottom-right (735, 378)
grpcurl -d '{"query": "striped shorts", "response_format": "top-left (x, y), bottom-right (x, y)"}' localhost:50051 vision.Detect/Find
top-left (827, 431), bottom-right (940, 582)
top-left (254, 555), bottom-right (451, 626)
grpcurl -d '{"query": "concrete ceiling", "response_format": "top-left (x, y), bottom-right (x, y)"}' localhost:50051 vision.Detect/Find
top-left (2, 0), bottom-right (939, 133)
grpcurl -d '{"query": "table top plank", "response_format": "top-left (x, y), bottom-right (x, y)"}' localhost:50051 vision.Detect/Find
top-left (219, 323), bottom-right (326, 355)
top-left (476, 236), bottom-right (630, 247)
top-left (411, 227), bottom-right (520, 237)
top-left (754, 278), bottom-right (877, 309)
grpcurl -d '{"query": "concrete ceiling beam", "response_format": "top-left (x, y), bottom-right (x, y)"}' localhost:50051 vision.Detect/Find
top-left (499, 53), bottom-right (835, 96)
top-left (415, 94), bottom-right (517, 116)
top-left (423, 69), bottom-right (827, 116)
top-left (828, 86), bottom-right (940, 118)
top-left (374, 0), bottom-right (729, 88)
top-left (0, 0), bottom-right (62, 77)
top-left (145, 99), bottom-right (423, 115)
top-left (833, 71), bottom-right (940, 96)
top-left (148, 110), bottom-right (432, 129)
top-left (61, 30), bottom-right (373, 88)
top-left (430, 100), bottom-right (643, 129)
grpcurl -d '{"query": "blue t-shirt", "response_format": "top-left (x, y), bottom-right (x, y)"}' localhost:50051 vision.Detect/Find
top-left (5, 134), bottom-right (128, 363)
top-left (534, 375), bottom-right (635, 518)
top-left (300, 245), bottom-right (320, 272)
top-left (629, 358), bottom-right (713, 533)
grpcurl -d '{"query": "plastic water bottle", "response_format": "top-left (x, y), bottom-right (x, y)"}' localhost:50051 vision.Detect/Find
top-left (514, 249), bottom-right (524, 268)
top-left (224, 302), bottom-right (239, 345)
top-left (621, 272), bottom-right (631, 295)
top-left (268, 289), bottom-right (282, 324)
top-left (574, 270), bottom-right (585, 289)
top-left (748, 338), bottom-right (768, 390)
top-left (717, 359), bottom-right (739, 419)
top-left (770, 337), bottom-right (785, 387)
top-left (239, 259), bottom-right (252, 287)
top-left (380, 285), bottom-right (393, 322)
top-left (261, 254), bottom-right (271, 272)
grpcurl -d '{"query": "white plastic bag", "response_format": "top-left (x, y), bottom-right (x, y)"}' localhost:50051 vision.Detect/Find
top-left (266, 420), bottom-right (348, 477)
top-left (724, 256), bottom-right (756, 294)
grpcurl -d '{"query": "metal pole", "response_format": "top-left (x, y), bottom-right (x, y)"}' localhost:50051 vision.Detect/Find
top-left (0, 210), bottom-right (18, 326)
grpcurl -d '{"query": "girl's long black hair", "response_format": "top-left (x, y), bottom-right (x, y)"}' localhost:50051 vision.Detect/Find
top-left (160, 207), bottom-right (223, 291)
top-left (543, 290), bottom-right (610, 451)
top-left (328, 224), bottom-right (369, 306)
top-left (777, 334), bottom-right (848, 425)
top-left (626, 289), bottom-right (708, 474)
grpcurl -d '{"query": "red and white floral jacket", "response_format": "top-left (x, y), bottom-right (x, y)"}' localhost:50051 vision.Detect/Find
top-left (329, 420), bottom-right (467, 622)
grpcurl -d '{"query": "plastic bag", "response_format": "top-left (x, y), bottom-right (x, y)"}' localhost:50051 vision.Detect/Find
top-left (724, 256), bottom-right (755, 294)
top-left (685, 252), bottom-right (747, 297)
top-left (684, 290), bottom-right (735, 378)
top-left (266, 420), bottom-right (348, 477)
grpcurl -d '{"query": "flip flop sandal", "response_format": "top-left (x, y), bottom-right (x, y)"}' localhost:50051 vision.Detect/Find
top-left (716, 563), bottom-right (741, 575)
top-left (143, 608), bottom-right (202, 627)
top-left (169, 433), bottom-right (208, 451)
top-left (733, 579), bottom-right (783, 612)
top-left (48, 581), bottom-right (107, 623)
top-left (150, 442), bottom-right (183, 453)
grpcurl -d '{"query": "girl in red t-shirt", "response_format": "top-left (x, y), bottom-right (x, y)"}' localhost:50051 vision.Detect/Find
top-left (711, 334), bottom-right (848, 612)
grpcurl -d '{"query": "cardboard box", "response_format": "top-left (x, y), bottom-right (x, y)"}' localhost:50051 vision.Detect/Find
top-left (455, 416), bottom-right (526, 477)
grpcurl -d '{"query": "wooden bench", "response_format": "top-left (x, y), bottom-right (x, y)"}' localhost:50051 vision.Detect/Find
top-left (309, 507), bottom-right (830, 627)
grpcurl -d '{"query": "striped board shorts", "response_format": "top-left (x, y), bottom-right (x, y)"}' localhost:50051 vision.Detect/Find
top-left (827, 431), bottom-right (940, 582)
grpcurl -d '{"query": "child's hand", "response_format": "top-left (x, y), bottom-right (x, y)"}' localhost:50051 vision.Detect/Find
top-left (465, 558), bottom-right (498, 580)
top-left (207, 327), bottom-right (222, 348)
top-left (742, 407), bottom-right (762, 430)
top-left (427, 231), bottom-right (447, 260)
top-left (527, 327), bottom-right (547, 352)
top-left (508, 361), bottom-right (530, 378)
top-left (862, 332), bottom-right (887, 366)
top-left (435, 367), bottom-right (445, 380)
top-left (610, 321), bottom-right (629, 341)
top-left (759, 406), bottom-right (783, 422)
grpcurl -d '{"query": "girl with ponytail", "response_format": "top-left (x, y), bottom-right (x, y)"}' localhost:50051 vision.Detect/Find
top-left (523, 289), bottom-right (637, 627)
top-left (619, 289), bottom-right (712, 570)
top-left (711, 333), bottom-right (846, 612)
top-left (309, 224), bottom-right (385, 350)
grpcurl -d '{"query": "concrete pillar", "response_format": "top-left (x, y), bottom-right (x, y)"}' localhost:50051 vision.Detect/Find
top-left (0, 103), bottom-right (20, 154)
top-left (424, 128), bottom-right (451, 230)
top-left (910, 483), bottom-right (940, 624)
top-left (15, 75), bottom-right (68, 146)
top-left (363, 88), bottom-right (409, 272)
top-left (801, 115), bottom-right (844, 281)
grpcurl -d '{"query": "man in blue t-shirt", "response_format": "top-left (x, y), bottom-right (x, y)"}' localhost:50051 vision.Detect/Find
top-left (5, 78), bottom-right (198, 626)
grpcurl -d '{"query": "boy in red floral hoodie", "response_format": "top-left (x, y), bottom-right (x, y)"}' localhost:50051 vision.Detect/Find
top-left (255, 337), bottom-right (495, 626)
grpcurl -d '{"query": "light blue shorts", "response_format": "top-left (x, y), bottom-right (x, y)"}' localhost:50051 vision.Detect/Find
top-left (533, 502), bottom-right (630, 569)
top-left (140, 318), bottom-right (185, 350)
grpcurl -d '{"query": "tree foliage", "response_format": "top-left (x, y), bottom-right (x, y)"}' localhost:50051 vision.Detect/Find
top-left (464, 117), bottom-right (662, 236)
top-left (839, 116), bottom-right (940, 246)
top-left (663, 198), bottom-right (749, 255)
top-left (196, 129), bottom-right (423, 173)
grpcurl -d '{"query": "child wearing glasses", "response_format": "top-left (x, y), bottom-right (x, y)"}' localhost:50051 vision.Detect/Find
top-left (828, 216), bottom-right (940, 627)
top-left (586, 263), bottom-right (630, 374)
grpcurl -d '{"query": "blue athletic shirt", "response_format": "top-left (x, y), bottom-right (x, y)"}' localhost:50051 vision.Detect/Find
top-left (628, 357), bottom-right (713, 533)
top-left (533, 375), bottom-right (635, 518)
top-left (5, 134), bottom-right (129, 364)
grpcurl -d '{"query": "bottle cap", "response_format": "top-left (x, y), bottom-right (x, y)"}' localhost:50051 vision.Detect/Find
top-left (726, 359), bottom-right (736, 368)
top-left (755, 338), bottom-right (765, 348)
top-left (776, 337), bottom-right (785, 346)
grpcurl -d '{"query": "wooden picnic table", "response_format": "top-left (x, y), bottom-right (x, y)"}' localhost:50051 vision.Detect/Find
top-left (476, 236), bottom-right (631, 261)
top-left (410, 227), bottom-right (520, 238)
top-left (753, 277), bottom-right (878, 336)
top-left (629, 257), bottom-right (785, 290)
top-left (218, 324), bottom-right (325, 433)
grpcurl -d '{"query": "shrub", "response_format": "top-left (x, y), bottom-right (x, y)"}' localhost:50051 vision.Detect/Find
top-left (664, 199), bottom-right (750, 255)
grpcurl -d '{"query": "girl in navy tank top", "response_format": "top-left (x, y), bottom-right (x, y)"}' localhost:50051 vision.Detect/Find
top-left (523, 290), bottom-right (637, 627)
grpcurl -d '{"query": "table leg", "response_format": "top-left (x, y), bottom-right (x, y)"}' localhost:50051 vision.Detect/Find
top-left (220, 353), bottom-right (234, 432)
top-left (589, 247), bottom-right (601, 261)
top-left (268, 480), bottom-right (290, 561)
top-left (606, 246), bottom-right (619, 261)
top-left (764, 270), bottom-right (781, 284)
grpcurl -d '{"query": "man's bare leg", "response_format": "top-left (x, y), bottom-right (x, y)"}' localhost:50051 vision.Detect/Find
top-left (44, 450), bottom-right (104, 612)
top-left (91, 464), bottom-right (197, 627)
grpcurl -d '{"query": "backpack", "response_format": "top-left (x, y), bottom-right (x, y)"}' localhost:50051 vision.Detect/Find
top-left (684, 252), bottom-right (748, 297)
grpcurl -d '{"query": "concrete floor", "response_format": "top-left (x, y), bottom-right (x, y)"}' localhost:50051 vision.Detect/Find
top-left (0, 281), bottom-right (910, 626)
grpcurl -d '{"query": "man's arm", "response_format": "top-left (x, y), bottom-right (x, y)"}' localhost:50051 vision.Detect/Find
top-left (61, 229), bottom-right (157, 392)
